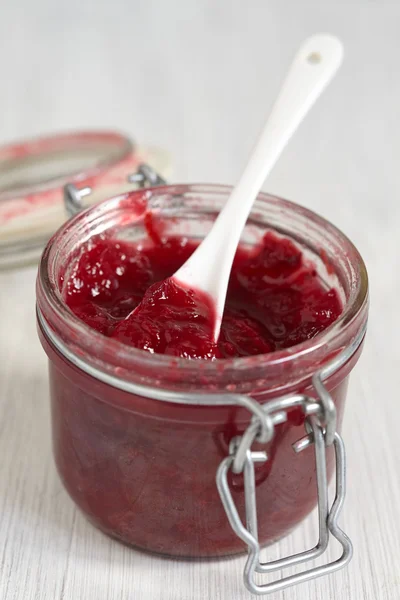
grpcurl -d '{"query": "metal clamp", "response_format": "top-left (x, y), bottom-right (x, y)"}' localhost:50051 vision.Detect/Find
top-left (64, 184), bottom-right (92, 218)
top-left (63, 164), bottom-right (166, 217)
top-left (127, 164), bottom-right (167, 187)
top-left (216, 372), bottom-right (353, 596)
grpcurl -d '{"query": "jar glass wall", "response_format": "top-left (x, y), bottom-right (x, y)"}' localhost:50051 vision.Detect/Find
top-left (36, 185), bottom-right (368, 557)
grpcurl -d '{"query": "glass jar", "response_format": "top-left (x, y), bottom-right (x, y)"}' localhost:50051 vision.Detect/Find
top-left (36, 182), bottom-right (368, 592)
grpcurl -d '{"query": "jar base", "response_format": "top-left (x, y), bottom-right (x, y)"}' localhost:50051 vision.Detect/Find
top-left (82, 509), bottom-right (297, 561)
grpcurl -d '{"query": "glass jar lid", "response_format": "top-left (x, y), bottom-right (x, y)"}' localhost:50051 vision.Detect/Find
top-left (0, 130), bottom-right (170, 270)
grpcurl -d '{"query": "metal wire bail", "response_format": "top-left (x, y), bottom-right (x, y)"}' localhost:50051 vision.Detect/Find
top-left (216, 370), bottom-right (354, 596)
top-left (63, 163), bottom-right (167, 218)
top-left (127, 163), bottom-right (167, 187)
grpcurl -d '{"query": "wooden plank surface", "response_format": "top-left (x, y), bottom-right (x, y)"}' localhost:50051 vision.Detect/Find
top-left (0, 2), bottom-right (399, 598)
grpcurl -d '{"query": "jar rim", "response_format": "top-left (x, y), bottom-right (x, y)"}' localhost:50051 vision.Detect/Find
top-left (0, 130), bottom-right (133, 201)
top-left (0, 130), bottom-right (134, 271)
top-left (37, 183), bottom-right (369, 394)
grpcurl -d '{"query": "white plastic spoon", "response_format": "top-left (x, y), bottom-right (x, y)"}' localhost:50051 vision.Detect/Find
top-left (171, 34), bottom-right (343, 343)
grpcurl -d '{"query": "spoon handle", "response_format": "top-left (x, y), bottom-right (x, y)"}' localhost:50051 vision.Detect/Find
top-left (174, 34), bottom-right (343, 335)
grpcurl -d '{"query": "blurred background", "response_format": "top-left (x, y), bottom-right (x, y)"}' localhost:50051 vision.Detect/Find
top-left (0, 2), bottom-right (398, 599)
top-left (1, 1), bottom-right (398, 293)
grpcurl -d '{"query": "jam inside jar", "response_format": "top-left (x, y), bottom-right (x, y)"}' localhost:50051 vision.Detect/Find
top-left (36, 184), bottom-right (368, 559)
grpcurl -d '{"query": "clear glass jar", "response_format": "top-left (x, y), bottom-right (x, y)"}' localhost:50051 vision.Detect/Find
top-left (36, 184), bottom-right (368, 559)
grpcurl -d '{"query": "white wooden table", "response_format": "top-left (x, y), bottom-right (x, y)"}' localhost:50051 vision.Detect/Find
top-left (0, 2), bottom-right (399, 599)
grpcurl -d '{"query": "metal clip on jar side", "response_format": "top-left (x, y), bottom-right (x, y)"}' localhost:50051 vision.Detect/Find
top-left (63, 164), bottom-right (167, 217)
top-left (215, 329), bottom-right (365, 596)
